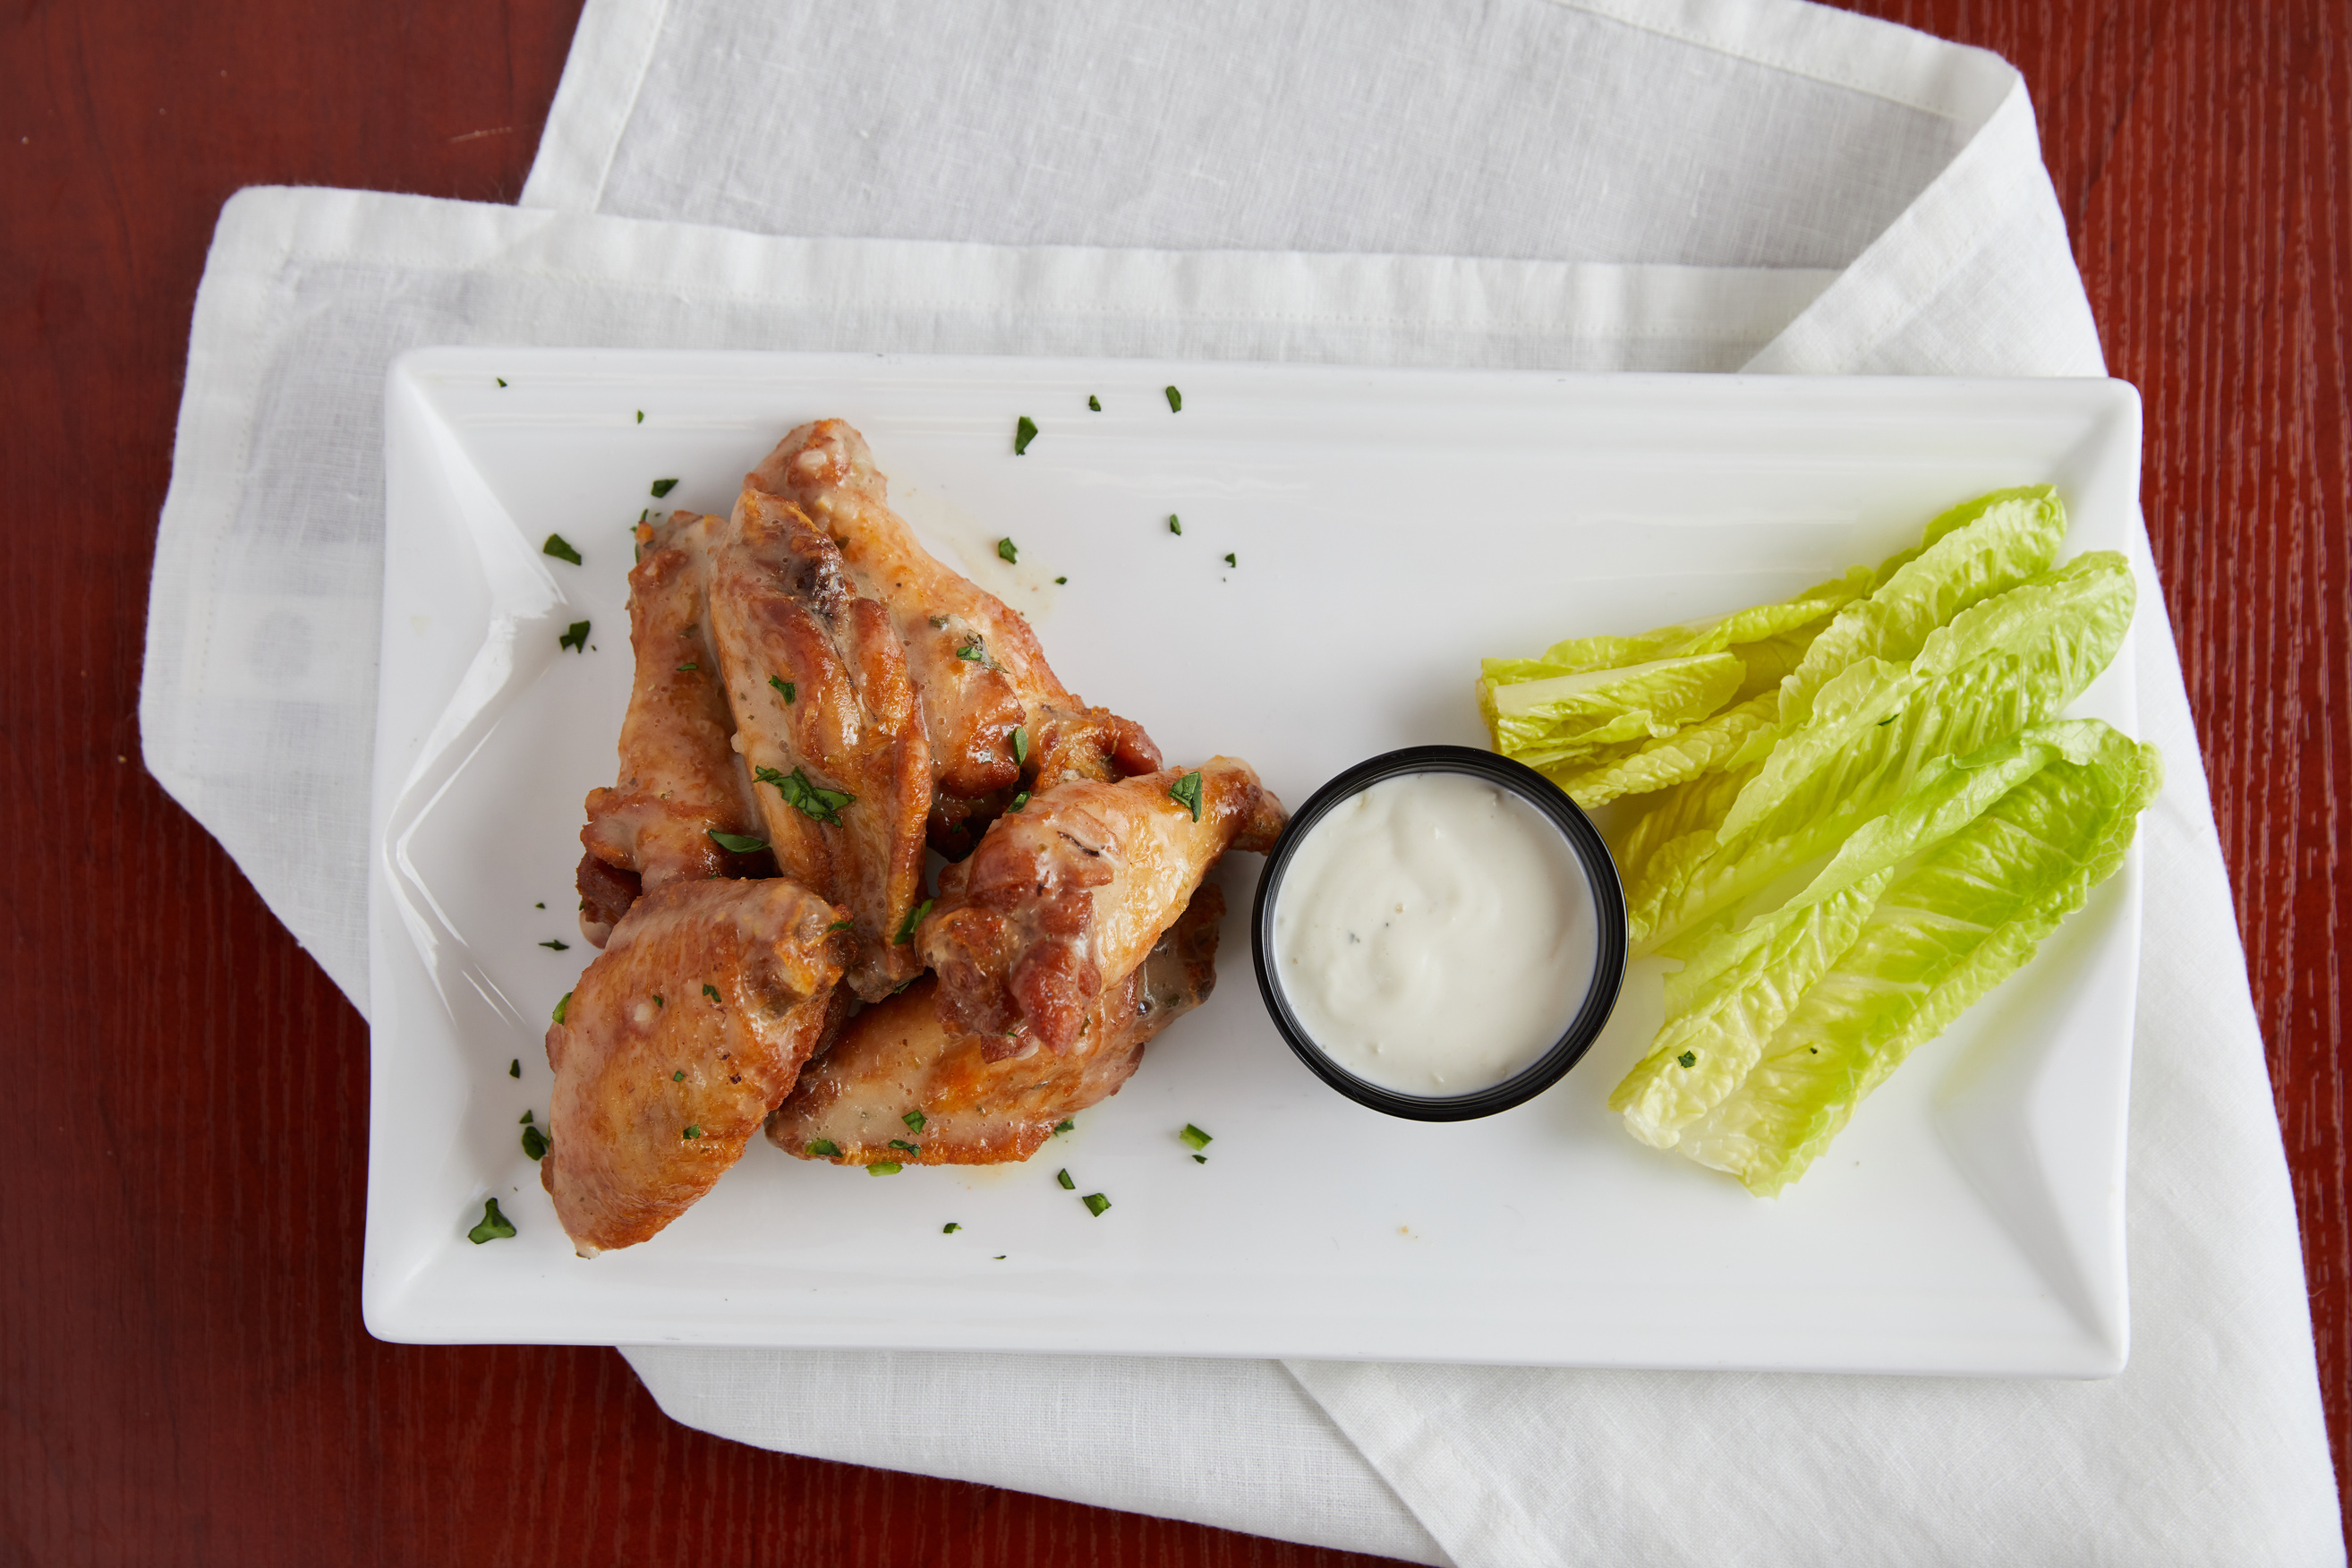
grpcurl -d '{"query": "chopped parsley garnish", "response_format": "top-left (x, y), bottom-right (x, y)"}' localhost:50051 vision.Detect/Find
top-left (807, 1138), bottom-right (842, 1158)
top-left (1167, 514), bottom-right (1181, 535)
top-left (1677, 1051), bottom-right (1697, 1069)
top-left (650, 477), bottom-right (678, 498)
top-left (997, 537), bottom-right (1018, 564)
top-left (1052, 1119), bottom-right (1075, 1135)
top-left (890, 1139), bottom-right (920, 1155)
top-left (893, 898), bottom-right (934, 945)
top-left (534, 901), bottom-right (545, 909)
top-left (868, 1162), bottom-right (903, 1176)
top-left (552, 992), bottom-right (571, 1024)
top-left (1163, 385), bottom-right (1182, 412)
top-left (1223, 552), bottom-right (1236, 567)
top-left (1082, 1192), bottom-right (1111, 1216)
top-left (676, 660), bottom-right (699, 672)
top-left (467, 1198), bottom-right (516, 1243)
top-left (707, 829), bottom-right (769, 854)
top-left (672, 1069), bottom-right (686, 1081)
top-left (1013, 415), bottom-right (1038, 455)
top-left (653, 993), bottom-right (665, 1008)
top-left (1179, 1123), bottom-right (1212, 1152)
top-left (558, 619), bottom-right (591, 653)
top-left (495, 377), bottom-right (507, 388)
top-left (956, 641), bottom-right (985, 663)
top-left (943, 1222), bottom-right (962, 1233)
top-left (1087, 395), bottom-right (1101, 411)
top-left (1192, 1155), bottom-right (1206, 1163)
top-left (519, 1110), bottom-right (533, 1124)
top-left (1054, 575), bottom-right (1067, 585)
top-left (757, 765), bottom-right (855, 823)
top-left (1008, 790), bottom-right (1030, 814)
top-left (521, 1125), bottom-right (548, 1161)
top-left (542, 533), bottom-right (583, 565)
top-left (1167, 769), bottom-right (1204, 821)
top-left (702, 983), bottom-right (720, 1002)
top-left (635, 410), bottom-right (643, 423)
top-left (826, 918), bottom-right (854, 933)
top-left (1011, 726), bottom-right (1029, 765)
top-left (770, 675), bottom-right (796, 703)
top-left (539, 939), bottom-right (569, 951)
top-left (682, 1124), bottom-right (701, 1139)
top-left (1055, 1169), bottom-right (1076, 1189)
top-left (509, 1058), bottom-right (522, 1078)
top-left (903, 1109), bottom-right (928, 1133)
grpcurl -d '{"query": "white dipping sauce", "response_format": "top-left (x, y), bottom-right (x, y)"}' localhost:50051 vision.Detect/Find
top-left (1272, 771), bottom-right (1598, 1095)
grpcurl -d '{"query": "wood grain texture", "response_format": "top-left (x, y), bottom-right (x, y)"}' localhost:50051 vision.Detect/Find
top-left (1, 0), bottom-right (2345, 1562)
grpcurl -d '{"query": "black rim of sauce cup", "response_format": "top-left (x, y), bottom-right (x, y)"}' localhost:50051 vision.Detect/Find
top-left (1249, 745), bottom-right (1628, 1122)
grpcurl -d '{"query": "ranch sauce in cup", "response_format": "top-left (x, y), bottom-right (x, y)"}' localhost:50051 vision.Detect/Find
top-left (1270, 771), bottom-right (1600, 1095)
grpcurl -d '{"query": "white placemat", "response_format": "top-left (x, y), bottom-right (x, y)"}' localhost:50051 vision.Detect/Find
top-left (138, 0), bottom-right (2341, 1561)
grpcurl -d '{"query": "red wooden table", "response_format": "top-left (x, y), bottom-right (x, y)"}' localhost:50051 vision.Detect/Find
top-left (5, 1), bottom-right (2345, 1560)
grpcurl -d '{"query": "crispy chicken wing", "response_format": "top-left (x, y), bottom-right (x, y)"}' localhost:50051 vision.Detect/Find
top-left (918, 758), bottom-right (1285, 1054)
top-left (746, 419), bottom-right (1161, 848)
top-left (541, 878), bottom-right (847, 1255)
top-left (772, 886), bottom-right (1223, 1165)
top-left (709, 490), bottom-right (931, 1000)
top-left (576, 509), bottom-right (768, 943)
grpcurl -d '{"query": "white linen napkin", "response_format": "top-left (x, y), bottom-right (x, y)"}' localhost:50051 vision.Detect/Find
top-left (138, 0), bottom-right (2342, 1562)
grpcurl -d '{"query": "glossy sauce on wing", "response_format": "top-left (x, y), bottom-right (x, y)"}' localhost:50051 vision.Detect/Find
top-left (1272, 771), bottom-right (1598, 1095)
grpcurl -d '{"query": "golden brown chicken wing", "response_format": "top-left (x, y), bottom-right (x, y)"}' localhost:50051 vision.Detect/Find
top-left (541, 877), bottom-right (847, 1255)
top-left (918, 758), bottom-right (1285, 1054)
top-left (708, 490), bottom-right (931, 1000)
top-left (746, 419), bottom-right (1161, 850)
top-left (576, 509), bottom-right (769, 943)
top-left (771, 885), bottom-right (1223, 1165)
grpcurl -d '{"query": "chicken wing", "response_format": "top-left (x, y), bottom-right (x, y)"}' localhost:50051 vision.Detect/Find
top-left (746, 419), bottom-right (1161, 846)
top-left (541, 877), bottom-right (847, 1255)
top-left (918, 758), bottom-right (1285, 1053)
top-left (771, 885), bottom-right (1223, 1165)
top-left (708, 490), bottom-right (931, 1000)
top-left (576, 509), bottom-right (769, 944)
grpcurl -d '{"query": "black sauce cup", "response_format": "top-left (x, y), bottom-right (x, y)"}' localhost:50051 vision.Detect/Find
top-left (1249, 745), bottom-right (1628, 1122)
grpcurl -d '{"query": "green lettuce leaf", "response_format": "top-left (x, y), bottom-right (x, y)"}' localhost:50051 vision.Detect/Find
top-left (1777, 486), bottom-right (2066, 730)
top-left (1669, 722), bottom-right (2161, 1194)
top-left (1625, 551), bottom-right (2135, 949)
top-left (1480, 567), bottom-right (1869, 687)
top-left (1610, 867), bottom-right (1894, 1148)
top-left (1547, 693), bottom-right (1779, 807)
top-left (1482, 652), bottom-right (1743, 769)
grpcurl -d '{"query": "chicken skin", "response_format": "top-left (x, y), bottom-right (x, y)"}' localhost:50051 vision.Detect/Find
top-left (576, 509), bottom-right (769, 943)
top-left (918, 758), bottom-right (1286, 1054)
top-left (746, 419), bottom-right (1160, 851)
top-left (541, 877), bottom-right (847, 1255)
top-left (771, 885), bottom-right (1224, 1165)
top-left (708, 490), bottom-right (931, 1000)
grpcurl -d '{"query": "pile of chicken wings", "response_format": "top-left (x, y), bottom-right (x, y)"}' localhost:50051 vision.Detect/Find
top-left (543, 420), bottom-right (1287, 1255)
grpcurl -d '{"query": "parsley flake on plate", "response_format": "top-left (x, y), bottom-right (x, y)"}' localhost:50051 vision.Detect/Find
top-left (650, 477), bottom-right (679, 498)
top-left (997, 537), bottom-right (1018, 564)
top-left (1082, 1192), bottom-right (1112, 1216)
top-left (467, 1198), bottom-right (516, 1243)
top-left (542, 533), bottom-right (583, 565)
top-left (1013, 416), bottom-right (1038, 455)
top-left (868, 1162), bottom-right (903, 1176)
top-left (521, 1125), bottom-right (548, 1162)
top-left (1163, 385), bottom-right (1182, 412)
top-left (558, 619), bottom-right (590, 653)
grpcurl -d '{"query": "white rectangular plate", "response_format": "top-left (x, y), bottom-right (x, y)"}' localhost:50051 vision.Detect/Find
top-left (366, 350), bottom-right (2143, 1376)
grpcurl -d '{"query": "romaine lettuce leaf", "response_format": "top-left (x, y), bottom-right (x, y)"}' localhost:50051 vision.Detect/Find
top-left (1777, 486), bottom-right (2066, 730)
top-left (1479, 567), bottom-right (1870, 686)
top-left (1482, 652), bottom-right (1743, 769)
top-left (1546, 692), bottom-right (1779, 807)
top-left (1609, 866), bottom-right (1894, 1148)
top-left (1670, 724), bottom-right (2161, 1194)
top-left (1625, 551), bottom-right (2135, 948)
